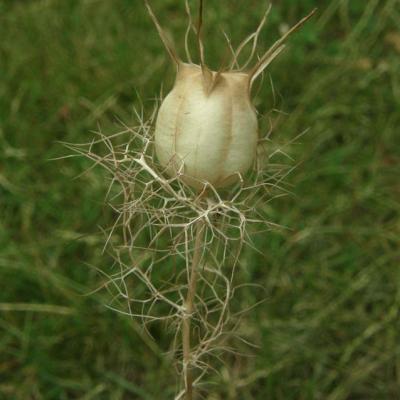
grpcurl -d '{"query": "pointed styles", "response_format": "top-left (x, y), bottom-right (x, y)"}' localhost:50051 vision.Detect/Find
top-left (144, 0), bottom-right (180, 65)
top-left (249, 8), bottom-right (317, 88)
top-left (195, 0), bottom-right (214, 95)
top-left (184, 0), bottom-right (195, 63)
top-left (230, 3), bottom-right (272, 70)
top-left (197, 0), bottom-right (205, 68)
top-left (250, 44), bottom-right (286, 88)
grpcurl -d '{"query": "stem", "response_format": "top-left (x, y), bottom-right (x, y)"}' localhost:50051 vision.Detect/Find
top-left (183, 217), bottom-right (205, 400)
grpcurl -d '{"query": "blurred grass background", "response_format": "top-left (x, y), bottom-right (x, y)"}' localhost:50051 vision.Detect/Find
top-left (1, 0), bottom-right (399, 399)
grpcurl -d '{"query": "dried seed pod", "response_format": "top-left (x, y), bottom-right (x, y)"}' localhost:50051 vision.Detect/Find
top-left (155, 64), bottom-right (259, 189)
top-left (145, 1), bottom-right (316, 190)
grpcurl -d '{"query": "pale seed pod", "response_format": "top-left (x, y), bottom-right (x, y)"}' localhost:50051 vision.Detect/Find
top-left (155, 64), bottom-right (258, 189)
top-left (145, 1), bottom-right (316, 190)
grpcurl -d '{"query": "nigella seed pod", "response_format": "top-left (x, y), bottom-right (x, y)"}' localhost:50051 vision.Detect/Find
top-left (155, 64), bottom-right (258, 189)
top-left (145, 1), bottom-right (316, 190)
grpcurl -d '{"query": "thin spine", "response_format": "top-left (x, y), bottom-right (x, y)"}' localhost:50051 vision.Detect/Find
top-left (196, 0), bottom-right (215, 94)
top-left (196, 0), bottom-right (206, 69)
top-left (230, 3), bottom-right (272, 70)
top-left (184, 0), bottom-right (195, 63)
top-left (144, 0), bottom-right (180, 64)
top-left (249, 8), bottom-right (317, 86)
top-left (241, 3), bottom-right (272, 69)
top-left (249, 44), bottom-right (286, 89)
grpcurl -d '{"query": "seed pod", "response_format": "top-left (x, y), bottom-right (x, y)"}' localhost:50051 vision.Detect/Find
top-left (155, 63), bottom-right (259, 189)
top-left (145, 1), bottom-right (316, 190)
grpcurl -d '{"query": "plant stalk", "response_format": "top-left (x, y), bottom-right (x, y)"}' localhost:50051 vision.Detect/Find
top-left (183, 217), bottom-right (205, 400)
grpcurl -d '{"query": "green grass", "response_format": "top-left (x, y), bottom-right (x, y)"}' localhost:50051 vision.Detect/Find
top-left (1, 0), bottom-right (399, 398)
